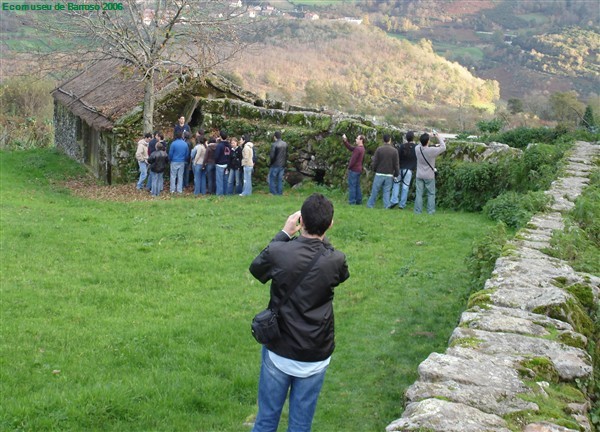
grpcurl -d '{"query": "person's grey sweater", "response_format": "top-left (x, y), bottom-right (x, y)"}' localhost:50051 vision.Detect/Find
top-left (415, 137), bottom-right (446, 180)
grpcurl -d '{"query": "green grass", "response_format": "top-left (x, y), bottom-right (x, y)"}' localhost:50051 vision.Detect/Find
top-left (434, 43), bottom-right (485, 62)
top-left (0, 149), bottom-right (497, 431)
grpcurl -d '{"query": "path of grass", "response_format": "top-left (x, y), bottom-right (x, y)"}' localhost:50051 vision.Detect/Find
top-left (0, 149), bottom-right (496, 431)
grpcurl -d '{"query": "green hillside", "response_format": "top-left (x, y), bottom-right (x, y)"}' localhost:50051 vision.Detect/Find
top-left (224, 20), bottom-right (499, 127)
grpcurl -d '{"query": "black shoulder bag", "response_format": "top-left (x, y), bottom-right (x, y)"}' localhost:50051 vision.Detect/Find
top-left (251, 246), bottom-right (324, 345)
top-left (420, 146), bottom-right (438, 178)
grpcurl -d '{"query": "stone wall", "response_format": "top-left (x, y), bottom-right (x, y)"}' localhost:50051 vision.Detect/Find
top-left (54, 101), bottom-right (82, 163)
top-left (386, 141), bottom-right (599, 432)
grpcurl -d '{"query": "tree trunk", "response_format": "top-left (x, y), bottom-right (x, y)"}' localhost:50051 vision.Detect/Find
top-left (143, 71), bottom-right (155, 133)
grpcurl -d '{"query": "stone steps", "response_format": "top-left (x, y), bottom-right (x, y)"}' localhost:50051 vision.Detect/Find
top-left (386, 141), bottom-right (599, 432)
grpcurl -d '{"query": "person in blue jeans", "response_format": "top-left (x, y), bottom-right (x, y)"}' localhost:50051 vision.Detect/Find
top-left (135, 133), bottom-right (152, 190)
top-left (204, 138), bottom-right (217, 194)
top-left (389, 131), bottom-right (417, 209)
top-left (414, 131), bottom-right (446, 214)
top-left (367, 134), bottom-right (399, 209)
top-left (214, 130), bottom-right (231, 196)
top-left (240, 135), bottom-right (254, 196)
top-left (268, 131), bottom-right (287, 195)
top-left (249, 194), bottom-right (349, 432)
top-left (342, 133), bottom-right (365, 205)
top-left (168, 131), bottom-right (190, 194)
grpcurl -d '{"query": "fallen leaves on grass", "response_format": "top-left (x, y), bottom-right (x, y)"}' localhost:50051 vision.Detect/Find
top-left (63, 179), bottom-right (197, 202)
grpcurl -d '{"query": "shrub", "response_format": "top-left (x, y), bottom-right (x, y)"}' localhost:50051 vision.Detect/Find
top-left (436, 158), bottom-right (512, 212)
top-left (484, 126), bottom-right (560, 148)
top-left (510, 142), bottom-right (570, 192)
top-left (483, 190), bottom-right (551, 228)
top-left (0, 76), bottom-right (55, 150)
top-left (465, 222), bottom-right (508, 292)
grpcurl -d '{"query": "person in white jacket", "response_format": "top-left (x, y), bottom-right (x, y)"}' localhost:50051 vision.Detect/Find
top-left (135, 133), bottom-right (152, 190)
top-left (240, 134), bottom-right (255, 196)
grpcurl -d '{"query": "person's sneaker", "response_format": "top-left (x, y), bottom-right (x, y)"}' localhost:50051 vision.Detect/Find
top-left (388, 203), bottom-right (398, 209)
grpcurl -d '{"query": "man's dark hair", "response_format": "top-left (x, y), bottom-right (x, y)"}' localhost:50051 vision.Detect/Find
top-left (419, 133), bottom-right (430, 146)
top-left (220, 130), bottom-right (228, 140)
top-left (144, 132), bottom-right (153, 139)
top-left (274, 131), bottom-right (282, 140)
top-left (158, 133), bottom-right (164, 140)
top-left (208, 137), bottom-right (216, 144)
top-left (406, 131), bottom-right (415, 142)
top-left (383, 134), bottom-right (391, 143)
top-left (153, 130), bottom-right (159, 137)
top-left (243, 133), bottom-right (251, 142)
top-left (175, 131), bottom-right (183, 139)
top-left (301, 193), bottom-right (334, 236)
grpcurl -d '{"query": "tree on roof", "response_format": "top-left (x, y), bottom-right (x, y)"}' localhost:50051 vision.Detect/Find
top-left (46, 0), bottom-right (259, 132)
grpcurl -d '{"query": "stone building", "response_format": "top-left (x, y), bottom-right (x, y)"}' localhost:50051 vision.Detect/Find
top-left (52, 59), bottom-right (262, 184)
top-left (52, 59), bottom-right (422, 187)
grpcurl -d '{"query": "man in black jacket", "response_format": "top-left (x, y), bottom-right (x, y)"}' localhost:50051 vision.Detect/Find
top-left (268, 131), bottom-right (287, 195)
top-left (250, 193), bottom-right (349, 432)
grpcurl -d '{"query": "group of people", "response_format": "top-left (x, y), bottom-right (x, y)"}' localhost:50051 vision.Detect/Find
top-left (135, 116), bottom-right (292, 198)
top-left (342, 129), bottom-right (446, 214)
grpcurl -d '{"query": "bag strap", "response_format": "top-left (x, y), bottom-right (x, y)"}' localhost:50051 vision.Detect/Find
top-left (419, 146), bottom-right (435, 172)
top-left (272, 245), bottom-right (324, 315)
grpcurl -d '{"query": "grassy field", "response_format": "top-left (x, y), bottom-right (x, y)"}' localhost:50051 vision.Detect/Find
top-left (0, 149), bottom-right (497, 431)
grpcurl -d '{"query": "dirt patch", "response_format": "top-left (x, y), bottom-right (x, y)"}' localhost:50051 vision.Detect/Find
top-left (63, 178), bottom-right (199, 202)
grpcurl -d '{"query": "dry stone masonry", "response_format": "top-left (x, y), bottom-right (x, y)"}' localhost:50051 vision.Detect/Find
top-left (386, 141), bottom-right (599, 432)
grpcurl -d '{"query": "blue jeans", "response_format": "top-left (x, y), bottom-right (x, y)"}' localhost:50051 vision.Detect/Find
top-left (367, 174), bottom-right (393, 208)
top-left (414, 178), bottom-right (436, 214)
top-left (227, 168), bottom-right (242, 195)
top-left (241, 166), bottom-right (253, 196)
top-left (193, 164), bottom-right (206, 195)
top-left (170, 162), bottom-right (185, 193)
top-left (136, 161), bottom-right (148, 189)
top-left (205, 164), bottom-right (215, 194)
top-left (183, 163), bottom-right (191, 188)
top-left (150, 171), bottom-right (164, 196)
top-left (347, 170), bottom-right (362, 205)
top-left (390, 169), bottom-right (413, 208)
top-left (269, 167), bottom-right (284, 195)
top-left (252, 347), bottom-right (327, 432)
top-left (215, 164), bottom-right (227, 196)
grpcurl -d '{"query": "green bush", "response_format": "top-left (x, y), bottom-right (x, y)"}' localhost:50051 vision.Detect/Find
top-left (436, 158), bottom-right (512, 211)
top-left (465, 222), bottom-right (508, 292)
top-left (511, 142), bottom-right (569, 192)
top-left (484, 126), bottom-right (561, 148)
top-left (483, 190), bottom-right (551, 228)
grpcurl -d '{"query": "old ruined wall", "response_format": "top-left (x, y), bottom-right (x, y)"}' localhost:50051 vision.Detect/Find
top-left (54, 101), bottom-right (82, 163)
top-left (386, 141), bottom-right (600, 432)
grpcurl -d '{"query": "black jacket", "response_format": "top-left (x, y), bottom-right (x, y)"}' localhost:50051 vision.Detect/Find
top-left (148, 149), bottom-right (169, 173)
top-left (250, 231), bottom-right (349, 362)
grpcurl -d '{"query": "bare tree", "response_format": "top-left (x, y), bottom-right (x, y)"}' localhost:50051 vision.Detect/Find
top-left (45, 0), bottom-right (256, 132)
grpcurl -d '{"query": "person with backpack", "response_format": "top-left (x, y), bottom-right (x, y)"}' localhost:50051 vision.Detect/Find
top-left (389, 131), bottom-right (417, 209)
top-left (240, 134), bottom-right (255, 196)
top-left (414, 130), bottom-right (446, 214)
top-left (227, 137), bottom-right (243, 195)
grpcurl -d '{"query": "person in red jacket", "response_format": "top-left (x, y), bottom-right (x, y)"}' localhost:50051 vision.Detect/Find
top-left (342, 133), bottom-right (365, 205)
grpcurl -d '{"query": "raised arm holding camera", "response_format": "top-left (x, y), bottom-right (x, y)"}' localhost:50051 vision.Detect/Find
top-left (249, 193), bottom-right (349, 432)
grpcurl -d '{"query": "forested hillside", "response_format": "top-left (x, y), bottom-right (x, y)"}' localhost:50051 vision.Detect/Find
top-left (288, 0), bottom-right (599, 99)
top-left (223, 20), bottom-right (499, 128)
